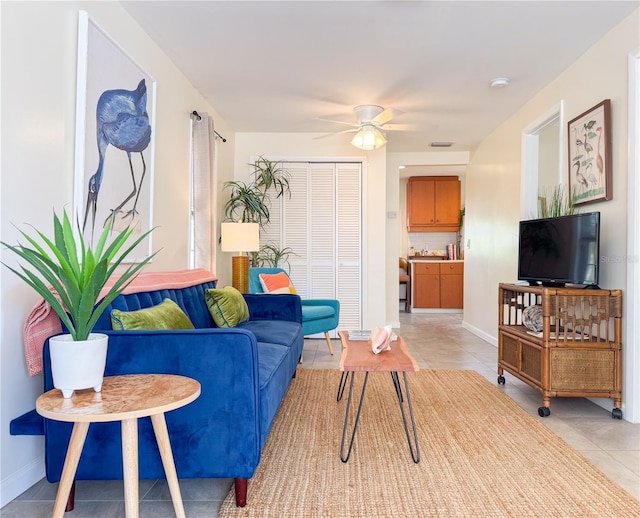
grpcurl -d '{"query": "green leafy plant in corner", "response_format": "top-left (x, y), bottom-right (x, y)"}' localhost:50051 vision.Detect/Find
top-left (1, 209), bottom-right (156, 341)
top-left (252, 242), bottom-right (296, 270)
top-left (223, 181), bottom-right (269, 225)
top-left (538, 185), bottom-right (579, 218)
top-left (223, 156), bottom-right (291, 227)
top-left (251, 155), bottom-right (290, 199)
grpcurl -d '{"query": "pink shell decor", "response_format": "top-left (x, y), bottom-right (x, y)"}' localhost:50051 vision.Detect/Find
top-left (371, 325), bottom-right (393, 354)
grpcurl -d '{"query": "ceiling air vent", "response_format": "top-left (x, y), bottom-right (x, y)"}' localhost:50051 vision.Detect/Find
top-left (430, 142), bottom-right (453, 148)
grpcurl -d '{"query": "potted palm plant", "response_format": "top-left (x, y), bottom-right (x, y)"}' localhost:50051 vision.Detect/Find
top-left (223, 156), bottom-right (293, 268)
top-left (1, 209), bottom-right (155, 397)
top-left (223, 155), bottom-right (291, 227)
top-left (252, 242), bottom-right (296, 270)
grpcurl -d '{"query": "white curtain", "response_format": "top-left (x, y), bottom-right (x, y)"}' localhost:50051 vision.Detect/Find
top-left (190, 113), bottom-right (217, 271)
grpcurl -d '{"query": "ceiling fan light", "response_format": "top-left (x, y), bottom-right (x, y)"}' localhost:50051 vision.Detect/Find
top-left (351, 125), bottom-right (387, 150)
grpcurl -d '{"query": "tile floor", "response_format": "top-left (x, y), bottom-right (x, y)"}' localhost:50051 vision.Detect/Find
top-left (3, 313), bottom-right (638, 517)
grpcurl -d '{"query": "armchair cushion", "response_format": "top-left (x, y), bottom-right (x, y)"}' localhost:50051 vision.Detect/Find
top-left (111, 298), bottom-right (195, 331)
top-left (205, 287), bottom-right (250, 328)
top-left (302, 304), bottom-right (336, 322)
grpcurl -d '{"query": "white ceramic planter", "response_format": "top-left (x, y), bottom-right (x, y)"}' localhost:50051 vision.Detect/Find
top-left (49, 333), bottom-right (108, 398)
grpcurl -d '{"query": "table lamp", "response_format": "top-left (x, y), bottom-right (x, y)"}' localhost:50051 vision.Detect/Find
top-left (220, 221), bottom-right (260, 293)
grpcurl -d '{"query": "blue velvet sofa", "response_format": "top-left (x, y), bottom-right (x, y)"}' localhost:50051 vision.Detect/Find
top-left (10, 275), bottom-right (304, 507)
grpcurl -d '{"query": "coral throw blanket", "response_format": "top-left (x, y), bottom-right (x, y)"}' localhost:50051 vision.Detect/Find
top-left (23, 269), bottom-right (218, 376)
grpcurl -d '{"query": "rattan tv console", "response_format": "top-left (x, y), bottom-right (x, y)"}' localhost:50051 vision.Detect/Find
top-left (497, 283), bottom-right (622, 418)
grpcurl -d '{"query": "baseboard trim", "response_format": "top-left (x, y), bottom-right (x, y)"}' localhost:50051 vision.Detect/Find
top-left (461, 320), bottom-right (497, 347)
top-left (0, 457), bottom-right (45, 507)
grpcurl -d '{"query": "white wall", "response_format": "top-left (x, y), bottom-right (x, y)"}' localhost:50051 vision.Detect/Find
top-left (0, 1), bottom-right (233, 505)
top-left (232, 133), bottom-right (387, 330)
top-left (463, 10), bottom-right (639, 417)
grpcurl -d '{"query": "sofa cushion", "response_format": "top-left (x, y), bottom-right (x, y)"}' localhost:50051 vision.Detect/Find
top-left (238, 320), bottom-right (301, 349)
top-left (259, 272), bottom-right (297, 294)
top-left (205, 287), bottom-right (250, 328)
top-left (302, 304), bottom-right (335, 322)
top-left (255, 341), bottom-right (293, 446)
top-left (111, 298), bottom-right (195, 331)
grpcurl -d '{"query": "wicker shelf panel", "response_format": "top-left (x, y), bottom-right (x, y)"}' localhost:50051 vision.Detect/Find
top-left (500, 334), bottom-right (518, 368)
top-left (550, 349), bottom-right (615, 391)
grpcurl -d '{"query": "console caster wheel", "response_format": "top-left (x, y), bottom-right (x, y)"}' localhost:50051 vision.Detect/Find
top-left (497, 375), bottom-right (505, 385)
top-left (612, 408), bottom-right (623, 419)
top-left (538, 407), bottom-right (550, 417)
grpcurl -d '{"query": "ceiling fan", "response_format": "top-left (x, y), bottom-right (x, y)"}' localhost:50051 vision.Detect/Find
top-left (318, 105), bottom-right (404, 150)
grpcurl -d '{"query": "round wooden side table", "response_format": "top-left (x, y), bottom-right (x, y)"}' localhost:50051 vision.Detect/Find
top-left (36, 374), bottom-right (201, 518)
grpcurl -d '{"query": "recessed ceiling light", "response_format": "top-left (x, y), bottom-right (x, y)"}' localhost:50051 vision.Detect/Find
top-left (430, 142), bottom-right (454, 148)
top-left (490, 77), bottom-right (510, 88)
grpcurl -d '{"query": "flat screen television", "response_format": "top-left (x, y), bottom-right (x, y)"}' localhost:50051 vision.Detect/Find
top-left (517, 212), bottom-right (600, 288)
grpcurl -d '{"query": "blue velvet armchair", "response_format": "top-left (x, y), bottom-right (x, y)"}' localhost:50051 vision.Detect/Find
top-left (249, 267), bottom-right (340, 354)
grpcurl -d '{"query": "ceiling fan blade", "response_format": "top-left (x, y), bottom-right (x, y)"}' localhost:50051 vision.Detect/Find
top-left (316, 117), bottom-right (360, 127)
top-left (373, 107), bottom-right (403, 126)
top-left (378, 123), bottom-right (413, 131)
top-left (313, 128), bottom-right (359, 140)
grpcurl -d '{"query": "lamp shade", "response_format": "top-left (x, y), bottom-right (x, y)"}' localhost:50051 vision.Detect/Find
top-left (220, 222), bottom-right (260, 253)
top-left (351, 124), bottom-right (387, 151)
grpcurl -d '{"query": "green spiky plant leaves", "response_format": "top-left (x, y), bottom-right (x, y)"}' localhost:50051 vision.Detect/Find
top-left (538, 185), bottom-right (579, 218)
top-left (252, 242), bottom-right (296, 270)
top-left (223, 156), bottom-right (290, 226)
top-left (1, 209), bottom-right (156, 341)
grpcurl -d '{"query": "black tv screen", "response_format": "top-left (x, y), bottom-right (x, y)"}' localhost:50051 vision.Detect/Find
top-left (518, 212), bottom-right (600, 287)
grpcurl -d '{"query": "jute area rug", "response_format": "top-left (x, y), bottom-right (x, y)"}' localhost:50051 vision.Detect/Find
top-left (218, 369), bottom-right (639, 517)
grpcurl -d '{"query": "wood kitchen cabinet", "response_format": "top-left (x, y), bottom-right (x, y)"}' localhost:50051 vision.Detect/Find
top-left (407, 176), bottom-right (461, 232)
top-left (413, 262), bottom-right (440, 308)
top-left (412, 261), bottom-right (464, 309)
top-left (439, 262), bottom-right (464, 308)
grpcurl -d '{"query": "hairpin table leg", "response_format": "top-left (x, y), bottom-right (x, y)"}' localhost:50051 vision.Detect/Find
top-left (396, 372), bottom-right (420, 463)
top-left (337, 371), bottom-right (350, 402)
top-left (340, 372), bottom-right (369, 463)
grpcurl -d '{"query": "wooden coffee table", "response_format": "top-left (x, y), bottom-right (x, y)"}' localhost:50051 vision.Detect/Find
top-left (36, 374), bottom-right (200, 518)
top-left (337, 331), bottom-right (420, 463)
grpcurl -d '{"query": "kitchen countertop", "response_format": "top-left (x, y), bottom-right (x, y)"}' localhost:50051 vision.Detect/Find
top-left (409, 257), bottom-right (464, 262)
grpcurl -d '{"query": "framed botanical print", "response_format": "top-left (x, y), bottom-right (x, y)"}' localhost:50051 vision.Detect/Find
top-left (567, 99), bottom-right (612, 205)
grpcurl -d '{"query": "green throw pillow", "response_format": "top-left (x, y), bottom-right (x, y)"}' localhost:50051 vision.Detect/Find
top-left (205, 286), bottom-right (250, 328)
top-left (111, 298), bottom-right (195, 331)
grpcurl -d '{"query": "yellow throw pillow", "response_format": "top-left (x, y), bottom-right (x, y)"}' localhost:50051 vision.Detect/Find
top-left (258, 272), bottom-right (296, 294)
top-left (111, 298), bottom-right (195, 331)
top-left (205, 286), bottom-right (250, 328)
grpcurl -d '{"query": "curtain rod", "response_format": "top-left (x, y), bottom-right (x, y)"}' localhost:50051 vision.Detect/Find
top-left (191, 111), bottom-right (227, 142)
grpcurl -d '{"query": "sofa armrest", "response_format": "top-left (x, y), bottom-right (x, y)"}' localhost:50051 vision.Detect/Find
top-left (42, 328), bottom-right (265, 481)
top-left (301, 299), bottom-right (340, 313)
top-left (243, 294), bottom-right (302, 324)
top-left (10, 409), bottom-right (44, 436)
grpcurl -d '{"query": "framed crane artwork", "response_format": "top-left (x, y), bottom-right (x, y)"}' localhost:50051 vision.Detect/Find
top-left (567, 99), bottom-right (612, 206)
top-left (73, 10), bottom-right (156, 261)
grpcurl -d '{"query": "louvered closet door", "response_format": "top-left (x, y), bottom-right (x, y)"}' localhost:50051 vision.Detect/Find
top-left (282, 163), bottom-right (310, 297)
top-left (308, 163), bottom-right (336, 300)
top-left (264, 161), bottom-right (362, 332)
top-left (334, 162), bottom-right (362, 331)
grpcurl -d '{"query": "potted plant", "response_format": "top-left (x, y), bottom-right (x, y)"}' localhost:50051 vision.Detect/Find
top-left (223, 155), bottom-right (291, 227)
top-left (252, 242), bottom-right (296, 270)
top-left (1, 209), bottom-right (155, 397)
top-left (223, 156), bottom-right (294, 268)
